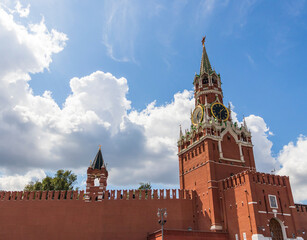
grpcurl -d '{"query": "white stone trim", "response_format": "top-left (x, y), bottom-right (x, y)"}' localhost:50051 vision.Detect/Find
top-left (208, 180), bottom-right (218, 183)
top-left (248, 202), bottom-right (257, 205)
top-left (180, 159), bottom-right (251, 176)
top-left (258, 211), bottom-right (267, 214)
top-left (220, 123), bottom-right (239, 142)
top-left (238, 142), bottom-right (244, 162)
top-left (196, 89), bottom-right (223, 99)
top-left (283, 213), bottom-right (291, 216)
top-left (220, 157), bottom-right (244, 163)
top-left (218, 140), bottom-right (223, 158)
top-left (268, 194), bottom-right (278, 209)
top-left (258, 211), bottom-right (291, 217)
top-left (210, 224), bottom-right (223, 230)
top-left (252, 232), bottom-right (302, 240)
top-left (178, 135), bottom-right (219, 154)
top-left (252, 234), bottom-right (271, 240)
top-left (241, 142), bottom-right (254, 147)
top-left (273, 217), bottom-right (288, 240)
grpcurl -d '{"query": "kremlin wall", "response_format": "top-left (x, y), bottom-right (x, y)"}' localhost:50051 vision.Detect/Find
top-left (0, 39), bottom-right (306, 240)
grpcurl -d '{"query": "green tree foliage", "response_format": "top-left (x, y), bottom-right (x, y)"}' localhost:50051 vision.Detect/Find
top-left (24, 181), bottom-right (42, 191)
top-left (138, 182), bottom-right (152, 199)
top-left (138, 182), bottom-right (151, 190)
top-left (24, 170), bottom-right (77, 191)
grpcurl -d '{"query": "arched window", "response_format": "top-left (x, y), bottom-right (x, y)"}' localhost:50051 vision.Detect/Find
top-left (241, 133), bottom-right (247, 142)
top-left (202, 76), bottom-right (208, 84)
top-left (94, 178), bottom-right (99, 186)
top-left (269, 218), bottom-right (286, 240)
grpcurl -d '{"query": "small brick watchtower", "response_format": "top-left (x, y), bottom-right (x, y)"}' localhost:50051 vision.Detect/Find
top-left (86, 146), bottom-right (108, 201)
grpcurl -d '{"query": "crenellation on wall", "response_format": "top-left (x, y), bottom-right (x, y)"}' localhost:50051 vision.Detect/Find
top-left (10, 191), bottom-right (15, 200)
top-left (221, 171), bottom-right (290, 191)
top-left (295, 204), bottom-right (307, 213)
top-left (29, 191), bottom-right (35, 200)
top-left (35, 191), bottom-right (40, 200)
top-left (250, 172), bottom-right (287, 187)
top-left (153, 189), bottom-right (158, 199)
top-left (17, 191), bottom-right (23, 200)
top-left (0, 190), bottom-right (85, 201)
top-left (0, 189), bottom-right (196, 202)
top-left (221, 171), bottom-right (248, 190)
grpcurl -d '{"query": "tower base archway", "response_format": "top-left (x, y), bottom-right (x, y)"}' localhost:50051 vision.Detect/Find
top-left (269, 218), bottom-right (284, 240)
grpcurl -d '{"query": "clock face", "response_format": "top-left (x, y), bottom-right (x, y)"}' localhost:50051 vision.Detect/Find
top-left (192, 105), bottom-right (204, 125)
top-left (211, 102), bottom-right (229, 121)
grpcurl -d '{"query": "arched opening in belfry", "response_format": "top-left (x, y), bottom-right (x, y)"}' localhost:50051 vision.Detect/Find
top-left (241, 133), bottom-right (247, 142)
top-left (269, 218), bottom-right (285, 240)
top-left (94, 178), bottom-right (99, 187)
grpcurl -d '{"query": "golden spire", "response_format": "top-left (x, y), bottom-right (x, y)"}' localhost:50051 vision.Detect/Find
top-left (99, 145), bottom-right (101, 150)
top-left (200, 36), bottom-right (212, 75)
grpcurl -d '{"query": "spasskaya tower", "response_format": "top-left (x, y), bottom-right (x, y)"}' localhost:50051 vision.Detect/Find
top-left (177, 37), bottom-right (256, 231)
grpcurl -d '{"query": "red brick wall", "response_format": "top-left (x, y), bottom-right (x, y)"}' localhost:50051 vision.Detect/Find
top-left (246, 172), bottom-right (300, 238)
top-left (221, 134), bottom-right (240, 160)
top-left (0, 189), bottom-right (195, 240)
top-left (219, 172), bottom-right (255, 240)
top-left (148, 229), bottom-right (229, 240)
top-left (179, 137), bottom-right (254, 232)
top-left (294, 204), bottom-right (307, 238)
top-left (241, 146), bottom-right (255, 169)
top-left (219, 171), bottom-right (306, 240)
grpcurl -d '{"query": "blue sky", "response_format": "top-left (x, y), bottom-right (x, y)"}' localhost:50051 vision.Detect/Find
top-left (0, 0), bottom-right (306, 202)
top-left (28, 0), bottom-right (307, 152)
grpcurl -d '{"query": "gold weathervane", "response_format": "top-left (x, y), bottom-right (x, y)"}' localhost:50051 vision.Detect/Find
top-left (99, 145), bottom-right (102, 150)
top-left (202, 36), bottom-right (206, 46)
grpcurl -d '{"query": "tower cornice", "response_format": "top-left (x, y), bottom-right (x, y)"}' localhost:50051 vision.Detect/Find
top-left (195, 89), bottom-right (224, 100)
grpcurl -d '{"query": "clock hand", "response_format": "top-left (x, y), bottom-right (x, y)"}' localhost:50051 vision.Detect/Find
top-left (219, 109), bottom-right (224, 119)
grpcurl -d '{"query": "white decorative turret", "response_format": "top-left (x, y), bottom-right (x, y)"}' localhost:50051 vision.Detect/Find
top-left (243, 116), bottom-right (248, 129)
top-left (179, 125), bottom-right (183, 138)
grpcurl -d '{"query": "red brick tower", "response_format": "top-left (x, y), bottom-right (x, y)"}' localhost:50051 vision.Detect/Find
top-left (86, 146), bottom-right (108, 201)
top-left (177, 37), bottom-right (256, 231)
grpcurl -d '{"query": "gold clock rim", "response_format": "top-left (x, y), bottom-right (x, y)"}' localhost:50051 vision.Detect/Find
top-left (191, 105), bottom-right (204, 126)
top-left (210, 102), bottom-right (229, 122)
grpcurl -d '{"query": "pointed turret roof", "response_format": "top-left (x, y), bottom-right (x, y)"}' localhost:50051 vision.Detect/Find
top-left (179, 124), bottom-right (183, 138)
top-left (90, 146), bottom-right (105, 169)
top-left (200, 36), bottom-right (212, 75)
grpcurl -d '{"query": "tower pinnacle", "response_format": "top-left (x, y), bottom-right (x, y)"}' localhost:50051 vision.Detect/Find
top-left (202, 36), bottom-right (206, 46)
top-left (91, 147), bottom-right (105, 169)
top-left (200, 36), bottom-right (212, 75)
top-left (179, 124), bottom-right (183, 138)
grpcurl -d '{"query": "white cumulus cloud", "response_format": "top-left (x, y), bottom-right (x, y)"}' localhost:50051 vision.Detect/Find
top-left (128, 90), bottom-right (194, 153)
top-left (14, 1), bottom-right (30, 18)
top-left (0, 169), bottom-right (46, 191)
top-left (245, 115), bottom-right (278, 172)
top-left (277, 135), bottom-right (307, 202)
